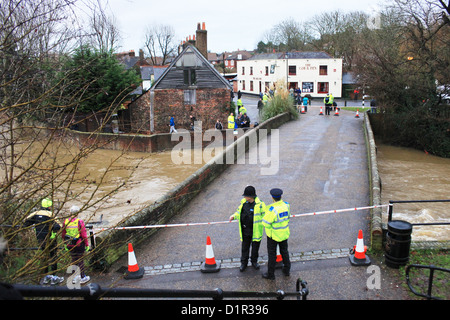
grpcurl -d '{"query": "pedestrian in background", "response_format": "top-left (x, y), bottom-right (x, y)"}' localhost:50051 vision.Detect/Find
top-left (229, 186), bottom-right (266, 272)
top-left (257, 97), bottom-right (264, 118)
top-left (62, 206), bottom-right (90, 285)
top-left (169, 115), bottom-right (177, 133)
top-left (262, 188), bottom-right (291, 280)
top-left (24, 198), bottom-right (64, 285)
top-left (302, 95), bottom-right (309, 112)
top-left (370, 99), bottom-right (377, 113)
top-left (215, 119), bottom-right (223, 130)
top-left (324, 94), bottom-right (332, 115)
top-left (189, 115), bottom-right (196, 131)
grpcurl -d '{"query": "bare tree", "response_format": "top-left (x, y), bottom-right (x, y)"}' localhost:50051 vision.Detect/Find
top-left (308, 11), bottom-right (369, 70)
top-left (144, 24), bottom-right (176, 65)
top-left (88, 0), bottom-right (121, 53)
top-left (355, 0), bottom-right (450, 110)
top-left (0, 0), bottom-right (138, 283)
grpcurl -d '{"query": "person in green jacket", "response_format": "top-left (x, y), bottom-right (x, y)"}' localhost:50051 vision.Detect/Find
top-left (229, 186), bottom-right (266, 272)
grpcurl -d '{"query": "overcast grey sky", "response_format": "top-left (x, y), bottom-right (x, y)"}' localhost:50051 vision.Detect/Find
top-left (103, 0), bottom-right (386, 53)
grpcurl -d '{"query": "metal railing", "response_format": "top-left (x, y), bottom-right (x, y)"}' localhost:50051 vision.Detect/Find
top-left (405, 264), bottom-right (450, 300)
top-left (11, 278), bottom-right (309, 300)
top-left (387, 199), bottom-right (450, 225)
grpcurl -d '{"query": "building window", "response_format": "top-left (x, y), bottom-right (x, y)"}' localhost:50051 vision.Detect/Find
top-left (302, 82), bottom-right (314, 93)
top-left (289, 65), bottom-right (296, 75)
top-left (242, 80), bottom-right (245, 90)
top-left (250, 67), bottom-right (253, 75)
top-left (319, 65), bottom-right (328, 75)
top-left (242, 67), bottom-right (245, 75)
top-left (183, 69), bottom-right (196, 86)
top-left (184, 89), bottom-right (196, 104)
top-left (265, 66), bottom-right (269, 76)
top-left (318, 82), bottom-right (329, 94)
top-left (250, 81), bottom-right (254, 92)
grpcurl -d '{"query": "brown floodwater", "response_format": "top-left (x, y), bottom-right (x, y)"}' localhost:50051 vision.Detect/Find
top-left (66, 148), bottom-right (205, 227)
top-left (376, 142), bottom-right (450, 241)
top-left (11, 136), bottom-right (205, 227)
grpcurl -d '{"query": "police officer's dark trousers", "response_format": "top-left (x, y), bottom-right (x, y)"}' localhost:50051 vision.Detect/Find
top-left (241, 235), bottom-right (260, 264)
top-left (267, 237), bottom-right (290, 276)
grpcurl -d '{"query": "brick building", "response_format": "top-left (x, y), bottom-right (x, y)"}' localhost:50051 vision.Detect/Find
top-left (129, 24), bottom-right (232, 134)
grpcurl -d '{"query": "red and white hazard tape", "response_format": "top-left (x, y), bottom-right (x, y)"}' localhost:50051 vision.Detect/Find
top-left (93, 204), bottom-right (389, 233)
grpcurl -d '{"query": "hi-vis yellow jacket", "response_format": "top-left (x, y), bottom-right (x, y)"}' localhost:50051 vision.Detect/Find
top-left (262, 200), bottom-right (291, 242)
top-left (228, 114), bottom-right (235, 129)
top-left (231, 197), bottom-right (266, 242)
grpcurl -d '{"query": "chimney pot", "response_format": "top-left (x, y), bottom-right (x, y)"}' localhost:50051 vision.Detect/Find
top-left (202, 22), bottom-right (206, 30)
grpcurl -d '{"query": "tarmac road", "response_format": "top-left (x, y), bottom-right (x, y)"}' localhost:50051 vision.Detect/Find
top-left (92, 96), bottom-right (411, 300)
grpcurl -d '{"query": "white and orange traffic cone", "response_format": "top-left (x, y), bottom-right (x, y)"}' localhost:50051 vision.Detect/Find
top-left (275, 244), bottom-right (283, 269)
top-left (355, 109), bottom-right (360, 118)
top-left (319, 106), bottom-right (324, 115)
top-left (349, 230), bottom-right (371, 266)
top-left (334, 107), bottom-right (340, 116)
top-left (200, 236), bottom-right (221, 273)
top-left (124, 243), bottom-right (144, 279)
top-left (300, 105), bottom-right (306, 114)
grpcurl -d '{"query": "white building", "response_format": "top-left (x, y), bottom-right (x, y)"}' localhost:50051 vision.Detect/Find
top-left (237, 52), bottom-right (343, 98)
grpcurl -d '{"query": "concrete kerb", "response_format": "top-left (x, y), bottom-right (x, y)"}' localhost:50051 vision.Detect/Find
top-left (364, 113), bottom-right (383, 251)
top-left (143, 248), bottom-right (350, 276)
top-left (93, 112), bottom-right (293, 269)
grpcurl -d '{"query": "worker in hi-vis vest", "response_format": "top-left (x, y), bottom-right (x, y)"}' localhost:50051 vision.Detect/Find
top-left (62, 206), bottom-right (91, 285)
top-left (228, 112), bottom-right (235, 129)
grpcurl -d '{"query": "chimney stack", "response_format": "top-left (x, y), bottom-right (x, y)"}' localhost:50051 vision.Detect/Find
top-left (196, 22), bottom-right (207, 59)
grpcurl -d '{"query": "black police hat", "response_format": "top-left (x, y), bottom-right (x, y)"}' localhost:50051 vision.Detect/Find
top-left (270, 188), bottom-right (283, 199)
top-left (242, 186), bottom-right (256, 197)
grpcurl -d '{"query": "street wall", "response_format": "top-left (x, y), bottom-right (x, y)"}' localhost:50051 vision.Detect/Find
top-left (363, 112), bottom-right (383, 251)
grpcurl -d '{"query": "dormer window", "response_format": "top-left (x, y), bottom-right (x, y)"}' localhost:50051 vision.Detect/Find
top-left (184, 69), bottom-right (197, 86)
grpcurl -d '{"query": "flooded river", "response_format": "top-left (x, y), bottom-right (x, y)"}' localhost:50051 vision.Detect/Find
top-left (12, 136), bottom-right (204, 228)
top-left (66, 148), bottom-right (205, 227)
top-left (376, 142), bottom-right (450, 241)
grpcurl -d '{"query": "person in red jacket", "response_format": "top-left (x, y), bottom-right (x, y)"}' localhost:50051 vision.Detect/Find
top-left (62, 206), bottom-right (90, 285)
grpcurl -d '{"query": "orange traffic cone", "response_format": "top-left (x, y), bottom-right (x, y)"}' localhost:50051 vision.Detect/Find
top-left (275, 244), bottom-right (283, 269)
top-left (355, 109), bottom-right (360, 118)
top-left (334, 107), bottom-right (340, 116)
top-left (300, 105), bottom-right (306, 114)
top-left (349, 230), bottom-right (371, 266)
top-left (319, 106), bottom-right (324, 115)
top-left (124, 243), bottom-right (144, 279)
top-left (200, 236), bottom-right (221, 273)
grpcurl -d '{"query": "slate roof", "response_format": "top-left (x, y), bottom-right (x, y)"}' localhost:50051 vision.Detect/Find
top-left (151, 44), bottom-right (232, 90)
top-left (248, 51), bottom-right (333, 60)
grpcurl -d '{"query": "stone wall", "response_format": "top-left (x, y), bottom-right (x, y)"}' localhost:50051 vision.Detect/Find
top-left (363, 112), bottom-right (383, 251)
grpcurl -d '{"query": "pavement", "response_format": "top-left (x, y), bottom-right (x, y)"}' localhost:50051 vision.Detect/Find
top-left (90, 95), bottom-right (412, 301)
